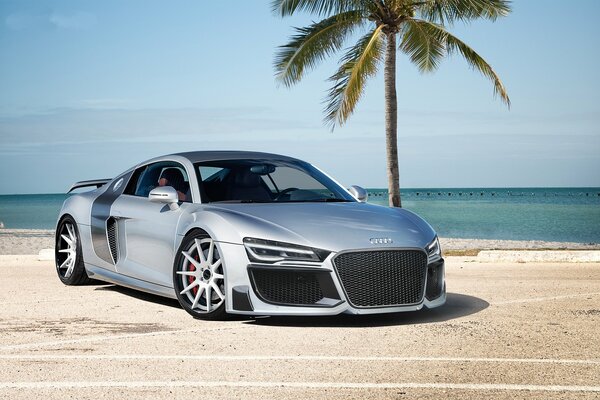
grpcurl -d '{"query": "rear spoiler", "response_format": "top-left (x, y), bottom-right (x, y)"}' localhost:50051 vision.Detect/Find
top-left (68, 179), bottom-right (112, 193)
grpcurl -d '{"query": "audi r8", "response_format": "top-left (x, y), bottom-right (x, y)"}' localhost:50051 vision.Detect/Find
top-left (55, 151), bottom-right (445, 319)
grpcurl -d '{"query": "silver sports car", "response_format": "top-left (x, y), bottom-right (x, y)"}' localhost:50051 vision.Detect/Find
top-left (55, 151), bottom-right (445, 319)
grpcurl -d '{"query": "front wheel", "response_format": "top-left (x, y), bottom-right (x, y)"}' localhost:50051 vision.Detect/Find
top-left (173, 232), bottom-right (227, 320)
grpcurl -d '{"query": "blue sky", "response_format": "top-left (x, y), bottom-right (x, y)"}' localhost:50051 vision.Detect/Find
top-left (1, 0), bottom-right (599, 194)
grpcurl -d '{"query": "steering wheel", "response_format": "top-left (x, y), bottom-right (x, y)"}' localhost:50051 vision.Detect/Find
top-left (274, 187), bottom-right (299, 201)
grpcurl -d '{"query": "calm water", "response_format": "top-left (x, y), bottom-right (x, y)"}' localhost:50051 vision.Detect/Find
top-left (0, 188), bottom-right (599, 243)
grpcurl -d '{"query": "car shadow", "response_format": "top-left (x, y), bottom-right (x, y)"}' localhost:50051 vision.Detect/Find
top-left (92, 287), bottom-right (489, 327)
top-left (245, 293), bottom-right (489, 327)
top-left (74, 278), bottom-right (113, 286)
top-left (92, 285), bottom-right (251, 321)
top-left (95, 285), bottom-right (182, 309)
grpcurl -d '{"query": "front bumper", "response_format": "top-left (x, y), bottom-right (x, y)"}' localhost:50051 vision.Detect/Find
top-left (219, 242), bottom-right (446, 316)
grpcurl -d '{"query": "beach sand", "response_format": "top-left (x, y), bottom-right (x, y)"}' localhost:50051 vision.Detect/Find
top-left (0, 229), bottom-right (55, 255)
top-left (1, 257), bottom-right (599, 399)
top-left (0, 229), bottom-right (598, 256)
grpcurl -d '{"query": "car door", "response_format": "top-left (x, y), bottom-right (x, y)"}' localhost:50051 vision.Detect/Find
top-left (110, 161), bottom-right (193, 287)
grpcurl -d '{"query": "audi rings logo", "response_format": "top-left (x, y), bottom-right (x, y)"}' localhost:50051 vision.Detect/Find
top-left (369, 237), bottom-right (393, 245)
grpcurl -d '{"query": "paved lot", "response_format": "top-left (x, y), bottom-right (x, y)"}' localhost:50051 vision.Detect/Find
top-left (1, 257), bottom-right (599, 399)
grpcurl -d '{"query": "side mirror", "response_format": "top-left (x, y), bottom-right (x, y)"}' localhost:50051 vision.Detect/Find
top-left (149, 186), bottom-right (179, 210)
top-left (348, 185), bottom-right (368, 203)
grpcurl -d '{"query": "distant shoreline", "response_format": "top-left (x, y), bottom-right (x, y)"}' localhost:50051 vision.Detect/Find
top-left (1, 229), bottom-right (598, 256)
top-left (2, 187), bottom-right (599, 247)
top-left (1, 186), bottom-right (600, 196)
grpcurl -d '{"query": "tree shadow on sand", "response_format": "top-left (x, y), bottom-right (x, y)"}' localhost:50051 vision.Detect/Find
top-left (245, 293), bottom-right (489, 328)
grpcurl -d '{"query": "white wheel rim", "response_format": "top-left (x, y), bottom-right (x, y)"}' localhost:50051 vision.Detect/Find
top-left (177, 238), bottom-right (225, 312)
top-left (57, 223), bottom-right (77, 278)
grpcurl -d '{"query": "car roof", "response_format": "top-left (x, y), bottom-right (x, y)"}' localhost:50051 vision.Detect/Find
top-left (172, 151), bottom-right (302, 164)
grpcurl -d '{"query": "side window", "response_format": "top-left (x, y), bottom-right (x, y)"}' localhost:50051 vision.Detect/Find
top-left (135, 166), bottom-right (161, 197)
top-left (124, 166), bottom-right (147, 196)
top-left (124, 162), bottom-right (192, 202)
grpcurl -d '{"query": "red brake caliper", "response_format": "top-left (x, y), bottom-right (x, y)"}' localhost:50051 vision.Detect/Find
top-left (188, 252), bottom-right (199, 296)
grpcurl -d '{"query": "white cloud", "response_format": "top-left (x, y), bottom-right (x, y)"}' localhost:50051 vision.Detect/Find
top-left (0, 106), bottom-right (317, 146)
top-left (5, 13), bottom-right (41, 30)
top-left (79, 99), bottom-right (133, 109)
top-left (0, 107), bottom-right (599, 193)
top-left (48, 11), bottom-right (96, 30)
top-left (5, 11), bottom-right (96, 31)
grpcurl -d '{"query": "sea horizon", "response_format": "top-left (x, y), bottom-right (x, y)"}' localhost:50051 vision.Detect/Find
top-left (1, 187), bottom-right (599, 244)
top-left (1, 186), bottom-right (599, 197)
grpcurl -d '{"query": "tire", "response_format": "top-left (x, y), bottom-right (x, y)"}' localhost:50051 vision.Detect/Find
top-left (55, 216), bottom-right (92, 285)
top-left (173, 232), bottom-right (227, 320)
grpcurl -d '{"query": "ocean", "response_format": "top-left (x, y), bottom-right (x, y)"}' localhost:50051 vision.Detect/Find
top-left (0, 188), bottom-right (599, 243)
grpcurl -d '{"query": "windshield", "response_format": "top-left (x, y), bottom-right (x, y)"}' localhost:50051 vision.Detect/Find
top-left (195, 159), bottom-right (355, 203)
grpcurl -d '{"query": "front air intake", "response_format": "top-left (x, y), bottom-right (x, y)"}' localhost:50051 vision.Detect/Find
top-left (425, 259), bottom-right (445, 300)
top-left (250, 268), bottom-right (324, 305)
top-left (333, 250), bottom-right (427, 308)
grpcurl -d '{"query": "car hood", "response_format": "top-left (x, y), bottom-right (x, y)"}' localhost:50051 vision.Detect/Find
top-left (202, 202), bottom-right (436, 252)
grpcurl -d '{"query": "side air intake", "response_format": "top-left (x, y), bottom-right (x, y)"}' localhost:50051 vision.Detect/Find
top-left (106, 217), bottom-right (119, 264)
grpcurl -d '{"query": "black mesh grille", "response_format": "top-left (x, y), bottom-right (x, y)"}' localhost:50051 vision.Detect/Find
top-left (107, 218), bottom-right (118, 264)
top-left (333, 250), bottom-right (427, 307)
top-left (425, 261), bottom-right (444, 300)
top-left (251, 269), bottom-right (324, 305)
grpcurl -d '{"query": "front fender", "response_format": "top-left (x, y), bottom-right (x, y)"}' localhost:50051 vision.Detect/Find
top-left (176, 206), bottom-right (309, 246)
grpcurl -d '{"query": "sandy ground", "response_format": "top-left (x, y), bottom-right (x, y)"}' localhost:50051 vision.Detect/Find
top-left (0, 257), bottom-right (599, 399)
top-left (1, 229), bottom-right (599, 255)
top-left (0, 229), bottom-right (54, 255)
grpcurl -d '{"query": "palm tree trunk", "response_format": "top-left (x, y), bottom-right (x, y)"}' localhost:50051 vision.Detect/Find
top-left (384, 33), bottom-right (401, 207)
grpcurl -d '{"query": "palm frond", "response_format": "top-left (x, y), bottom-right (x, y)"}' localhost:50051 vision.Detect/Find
top-left (419, 0), bottom-right (512, 24)
top-left (272, 0), bottom-right (370, 17)
top-left (275, 11), bottom-right (366, 87)
top-left (324, 25), bottom-right (385, 128)
top-left (444, 28), bottom-right (510, 107)
top-left (401, 19), bottom-right (445, 72)
top-left (407, 19), bottom-right (510, 107)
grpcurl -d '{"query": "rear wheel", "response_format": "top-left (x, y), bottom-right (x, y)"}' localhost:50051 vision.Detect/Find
top-left (173, 232), bottom-right (227, 320)
top-left (55, 216), bottom-right (91, 285)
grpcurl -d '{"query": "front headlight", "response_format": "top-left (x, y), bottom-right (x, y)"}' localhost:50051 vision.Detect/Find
top-left (243, 238), bottom-right (329, 264)
top-left (426, 236), bottom-right (442, 263)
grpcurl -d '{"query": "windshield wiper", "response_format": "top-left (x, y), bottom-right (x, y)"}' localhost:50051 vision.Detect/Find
top-left (212, 198), bottom-right (352, 204)
top-left (320, 198), bottom-right (353, 202)
top-left (211, 200), bottom-right (267, 203)
top-left (285, 198), bottom-right (353, 203)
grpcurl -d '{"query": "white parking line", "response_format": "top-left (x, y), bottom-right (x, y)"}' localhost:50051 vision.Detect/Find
top-left (0, 380), bottom-right (599, 392)
top-left (0, 326), bottom-right (249, 352)
top-left (493, 292), bottom-right (600, 305)
top-left (1, 354), bottom-right (599, 365)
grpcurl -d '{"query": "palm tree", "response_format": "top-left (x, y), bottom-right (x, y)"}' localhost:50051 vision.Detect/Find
top-left (273, 0), bottom-right (511, 207)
